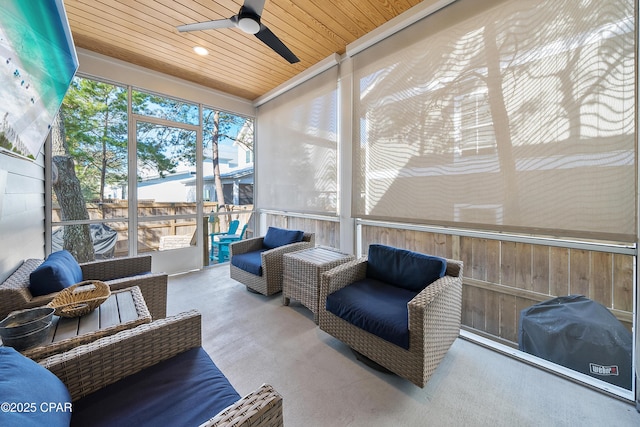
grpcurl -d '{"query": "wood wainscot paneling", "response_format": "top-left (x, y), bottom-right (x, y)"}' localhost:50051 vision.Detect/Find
top-left (264, 213), bottom-right (340, 249)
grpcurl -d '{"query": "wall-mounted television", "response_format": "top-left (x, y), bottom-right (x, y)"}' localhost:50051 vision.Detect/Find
top-left (0, 0), bottom-right (78, 160)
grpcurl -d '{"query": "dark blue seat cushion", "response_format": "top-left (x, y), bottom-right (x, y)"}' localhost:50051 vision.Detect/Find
top-left (262, 227), bottom-right (304, 249)
top-left (29, 250), bottom-right (83, 297)
top-left (326, 278), bottom-right (418, 349)
top-left (366, 244), bottom-right (446, 292)
top-left (231, 249), bottom-right (268, 276)
top-left (71, 347), bottom-right (241, 427)
top-left (0, 347), bottom-right (72, 427)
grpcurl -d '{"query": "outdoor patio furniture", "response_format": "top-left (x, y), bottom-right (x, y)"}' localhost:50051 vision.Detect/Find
top-left (230, 227), bottom-right (315, 296)
top-left (318, 244), bottom-right (463, 387)
top-left (0, 253), bottom-right (168, 321)
top-left (9, 310), bottom-right (282, 426)
top-left (283, 246), bottom-right (355, 323)
top-left (212, 223), bottom-right (249, 263)
top-left (209, 219), bottom-right (240, 260)
top-left (20, 286), bottom-right (152, 362)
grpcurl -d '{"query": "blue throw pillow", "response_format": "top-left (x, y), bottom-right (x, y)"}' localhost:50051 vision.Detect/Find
top-left (0, 347), bottom-right (72, 427)
top-left (262, 227), bottom-right (304, 249)
top-left (366, 244), bottom-right (447, 292)
top-left (29, 250), bottom-right (83, 297)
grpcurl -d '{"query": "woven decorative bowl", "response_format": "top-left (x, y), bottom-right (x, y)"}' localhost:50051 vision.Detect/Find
top-left (48, 280), bottom-right (111, 318)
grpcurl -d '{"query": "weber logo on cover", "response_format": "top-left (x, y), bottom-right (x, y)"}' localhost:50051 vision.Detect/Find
top-left (589, 363), bottom-right (619, 376)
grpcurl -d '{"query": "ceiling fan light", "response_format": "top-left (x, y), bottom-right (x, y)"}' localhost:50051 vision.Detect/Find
top-left (238, 17), bottom-right (260, 34)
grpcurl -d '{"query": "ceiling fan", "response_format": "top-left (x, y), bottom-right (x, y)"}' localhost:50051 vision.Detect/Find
top-left (177, 0), bottom-right (300, 64)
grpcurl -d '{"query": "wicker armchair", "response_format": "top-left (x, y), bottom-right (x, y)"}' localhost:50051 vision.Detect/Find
top-left (39, 310), bottom-right (283, 427)
top-left (230, 231), bottom-right (315, 296)
top-left (0, 255), bottom-right (167, 321)
top-left (318, 255), bottom-right (463, 388)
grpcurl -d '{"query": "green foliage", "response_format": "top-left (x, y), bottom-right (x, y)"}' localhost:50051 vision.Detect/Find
top-left (0, 131), bottom-right (10, 150)
top-left (203, 108), bottom-right (249, 156)
top-left (60, 76), bottom-right (254, 204)
top-left (61, 78), bottom-right (200, 200)
top-left (62, 78), bottom-right (128, 201)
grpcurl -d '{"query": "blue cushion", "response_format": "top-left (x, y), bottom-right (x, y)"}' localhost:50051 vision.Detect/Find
top-left (0, 347), bottom-right (72, 427)
top-left (231, 249), bottom-right (268, 276)
top-left (366, 244), bottom-right (446, 292)
top-left (71, 347), bottom-right (241, 427)
top-left (326, 278), bottom-right (418, 349)
top-left (29, 250), bottom-right (83, 297)
top-left (262, 227), bottom-right (304, 249)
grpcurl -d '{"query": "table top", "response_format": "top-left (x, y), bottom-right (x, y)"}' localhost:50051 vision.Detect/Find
top-left (284, 246), bottom-right (354, 266)
top-left (20, 286), bottom-right (151, 360)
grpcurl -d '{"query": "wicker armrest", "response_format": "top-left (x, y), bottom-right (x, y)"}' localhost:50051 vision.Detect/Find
top-left (0, 293), bottom-right (56, 319)
top-left (105, 273), bottom-right (168, 320)
top-left (231, 237), bottom-right (265, 256)
top-left (200, 384), bottom-right (283, 427)
top-left (319, 257), bottom-right (368, 298)
top-left (409, 259), bottom-right (463, 311)
top-left (409, 275), bottom-right (460, 311)
top-left (408, 261), bottom-right (463, 351)
top-left (80, 255), bottom-right (152, 281)
top-left (40, 310), bottom-right (201, 401)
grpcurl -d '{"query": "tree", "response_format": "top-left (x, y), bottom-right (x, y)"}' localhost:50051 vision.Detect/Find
top-left (56, 77), bottom-right (187, 259)
top-left (202, 108), bottom-right (251, 228)
top-left (55, 76), bottom-right (255, 257)
top-left (51, 111), bottom-right (95, 262)
top-left (62, 78), bottom-right (128, 202)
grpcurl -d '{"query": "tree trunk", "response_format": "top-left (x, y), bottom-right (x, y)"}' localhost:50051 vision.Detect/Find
top-left (211, 110), bottom-right (228, 229)
top-left (51, 112), bottom-right (95, 262)
top-left (100, 108), bottom-right (109, 202)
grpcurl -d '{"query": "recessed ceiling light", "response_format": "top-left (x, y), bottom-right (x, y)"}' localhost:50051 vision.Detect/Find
top-left (193, 46), bottom-right (209, 56)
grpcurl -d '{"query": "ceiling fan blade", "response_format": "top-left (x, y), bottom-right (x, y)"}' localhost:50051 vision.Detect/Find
top-left (243, 0), bottom-right (266, 16)
top-left (255, 24), bottom-right (300, 63)
top-left (177, 18), bottom-right (235, 33)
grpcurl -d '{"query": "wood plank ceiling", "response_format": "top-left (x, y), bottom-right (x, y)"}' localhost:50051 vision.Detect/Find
top-left (64, 0), bottom-right (422, 101)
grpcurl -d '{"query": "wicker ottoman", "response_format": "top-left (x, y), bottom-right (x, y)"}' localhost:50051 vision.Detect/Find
top-left (283, 247), bottom-right (354, 323)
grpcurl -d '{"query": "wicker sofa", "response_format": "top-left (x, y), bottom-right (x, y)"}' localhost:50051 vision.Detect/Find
top-left (38, 310), bottom-right (283, 427)
top-left (230, 227), bottom-right (315, 296)
top-left (0, 254), bottom-right (167, 321)
top-left (318, 244), bottom-right (463, 388)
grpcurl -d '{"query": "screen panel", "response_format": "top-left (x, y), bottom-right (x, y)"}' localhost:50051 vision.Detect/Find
top-left (352, 0), bottom-right (636, 241)
top-left (257, 66), bottom-right (339, 214)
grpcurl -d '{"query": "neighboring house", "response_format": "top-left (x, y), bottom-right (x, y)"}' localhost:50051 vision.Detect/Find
top-left (107, 140), bottom-right (252, 204)
top-left (186, 165), bottom-right (254, 206)
top-left (137, 171), bottom-right (195, 203)
top-left (135, 161), bottom-right (254, 206)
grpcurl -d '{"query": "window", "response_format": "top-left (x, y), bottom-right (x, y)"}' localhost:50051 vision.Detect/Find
top-left (455, 88), bottom-right (496, 156)
top-left (51, 76), bottom-right (255, 263)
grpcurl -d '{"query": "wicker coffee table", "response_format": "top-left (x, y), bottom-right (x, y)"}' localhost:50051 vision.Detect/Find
top-left (19, 286), bottom-right (151, 361)
top-left (283, 247), bottom-right (355, 323)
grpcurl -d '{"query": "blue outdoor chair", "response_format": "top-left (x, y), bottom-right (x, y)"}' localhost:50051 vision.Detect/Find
top-left (210, 220), bottom-right (239, 260)
top-left (213, 223), bottom-right (248, 263)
